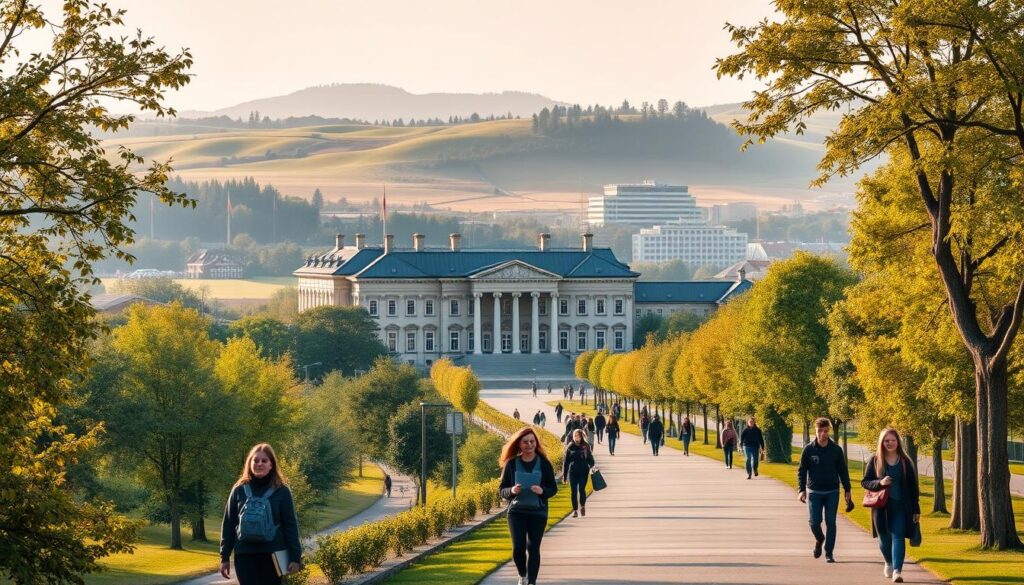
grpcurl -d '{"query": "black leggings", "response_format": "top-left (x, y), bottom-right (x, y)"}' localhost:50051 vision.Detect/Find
top-left (234, 552), bottom-right (282, 585)
top-left (508, 512), bottom-right (546, 583)
top-left (569, 474), bottom-right (588, 510)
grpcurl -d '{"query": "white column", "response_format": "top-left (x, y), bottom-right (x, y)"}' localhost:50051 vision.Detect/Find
top-left (511, 293), bottom-right (521, 353)
top-left (530, 292), bottom-right (540, 353)
top-left (625, 295), bottom-right (634, 351)
top-left (550, 292), bottom-right (559, 353)
top-left (473, 293), bottom-right (483, 355)
top-left (493, 293), bottom-right (502, 354)
top-left (440, 294), bottom-right (448, 356)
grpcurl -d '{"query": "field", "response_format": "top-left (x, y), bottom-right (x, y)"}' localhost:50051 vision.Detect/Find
top-left (102, 277), bottom-right (295, 301)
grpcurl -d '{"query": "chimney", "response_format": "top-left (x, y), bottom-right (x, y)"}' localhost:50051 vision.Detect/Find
top-left (335, 234), bottom-right (345, 249)
top-left (581, 232), bottom-right (593, 252)
top-left (538, 233), bottom-right (550, 252)
top-left (354, 233), bottom-right (365, 249)
top-left (384, 234), bottom-right (394, 254)
top-left (738, 267), bottom-right (747, 282)
top-left (449, 233), bottom-right (462, 252)
top-left (413, 233), bottom-right (425, 252)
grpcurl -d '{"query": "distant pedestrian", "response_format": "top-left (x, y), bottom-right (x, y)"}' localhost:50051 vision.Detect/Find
top-left (568, 384), bottom-right (575, 401)
top-left (532, 411), bottom-right (541, 426)
top-left (679, 416), bottom-right (694, 456)
top-left (606, 415), bottom-right (620, 456)
top-left (562, 414), bottom-right (576, 443)
top-left (499, 427), bottom-right (558, 585)
top-left (547, 382), bottom-right (553, 394)
top-left (594, 412), bottom-right (606, 444)
top-left (585, 415), bottom-right (596, 447)
top-left (563, 384), bottom-right (568, 398)
top-left (721, 420), bottom-right (738, 469)
top-left (532, 382), bottom-right (537, 397)
top-left (862, 428), bottom-right (920, 583)
top-left (740, 417), bottom-right (766, 479)
top-left (555, 402), bottom-right (564, 423)
top-left (639, 412), bottom-right (651, 444)
top-left (384, 473), bottom-right (392, 498)
top-left (514, 408), bottom-right (521, 421)
top-left (579, 384), bottom-right (586, 403)
top-left (612, 402), bottom-right (621, 419)
top-left (798, 417), bottom-right (853, 564)
top-left (562, 429), bottom-right (596, 518)
top-left (220, 443), bottom-right (302, 584)
top-left (648, 414), bottom-right (665, 456)
top-left (539, 412), bottom-right (547, 428)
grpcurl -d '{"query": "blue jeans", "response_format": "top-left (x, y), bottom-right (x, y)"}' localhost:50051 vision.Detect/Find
top-left (608, 435), bottom-right (617, 455)
top-left (808, 490), bottom-right (840, 553)
top-left (879, 501), bottom-right (907, 570)
top-left (723, 445), bottom-right (734, 467)
top-left (744, 446), bottom-right (759, 476)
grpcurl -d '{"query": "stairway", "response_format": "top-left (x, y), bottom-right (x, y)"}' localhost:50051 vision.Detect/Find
top-left (459, 352), bottom-right (577, 384)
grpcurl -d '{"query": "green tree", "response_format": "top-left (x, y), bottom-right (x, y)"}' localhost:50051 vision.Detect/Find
top-left (634, 313), bottom-right (662, 347)
top-left (229, 315), bottom-right (294, 360)
top-left (338, 359), bottom-right (421, 460)
top-left (385, 402), bottom-right (449, 503)
top-left (294, 306), bottom-right (386, 376)
top-left (458, 432), bottom-right (504, 485)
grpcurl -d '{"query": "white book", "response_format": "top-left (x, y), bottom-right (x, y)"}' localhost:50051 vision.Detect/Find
top-left (271, 549), bottom-right (290, 577)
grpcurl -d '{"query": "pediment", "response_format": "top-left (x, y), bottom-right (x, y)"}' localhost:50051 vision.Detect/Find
top-left (470, 260), bottom-right (560, 281)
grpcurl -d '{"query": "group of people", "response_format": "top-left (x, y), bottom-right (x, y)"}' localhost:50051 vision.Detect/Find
top-left (531, 410), bottom-right (547, 427)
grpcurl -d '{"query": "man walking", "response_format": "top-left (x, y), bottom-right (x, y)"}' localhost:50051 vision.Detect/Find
top-left (555, 402), bottom-right (564, 423)
top-left (532, 382), bottom-right (538, 397)
top-left (384, 473), bottom-right (392, 498)
top-left (594, 411), bottom-right (606, 444)
top-left (740, 416), bottom-right (766, 479)
top-left (647, 414), bottom-right (665, 456)
top-left (797, 417), bottom-right (853, 564)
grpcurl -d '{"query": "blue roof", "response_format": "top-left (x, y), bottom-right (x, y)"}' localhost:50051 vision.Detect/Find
top-left (634, 280), bottom-right (752, 304)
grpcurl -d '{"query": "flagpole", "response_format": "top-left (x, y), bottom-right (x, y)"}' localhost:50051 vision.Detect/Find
top-left (150, 194), bottom-right (155, 240)
top-left (382, 184), bottom-right (387, 244)
top-left (227, 192), bottom-right (232, 248)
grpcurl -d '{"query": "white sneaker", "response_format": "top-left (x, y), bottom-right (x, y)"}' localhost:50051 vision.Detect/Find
top-left (883, 563), bottom-right (893, 578)
top-left (892, 570), bottom-right (903, 583)
top-left (517, 577), bottom-right (526, 585)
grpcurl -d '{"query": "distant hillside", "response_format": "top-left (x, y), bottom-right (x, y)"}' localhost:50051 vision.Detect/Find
top-left (701, 101), bottom-right (848, 152)
top-left (182, 83), bottom-right (566, 121)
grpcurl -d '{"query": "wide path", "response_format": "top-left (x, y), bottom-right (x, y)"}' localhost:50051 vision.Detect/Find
top-left (482, 387), bottom-right (945, 585)
top-left (177, 468), bottom-right (415, 585)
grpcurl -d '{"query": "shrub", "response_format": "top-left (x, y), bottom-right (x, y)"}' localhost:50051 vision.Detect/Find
top-left (458, 431), bottom-right (504, 485)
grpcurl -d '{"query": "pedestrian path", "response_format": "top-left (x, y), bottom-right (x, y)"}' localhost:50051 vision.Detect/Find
top-left (481, 387), bottom-right (946, 585)
top-left (177, 469), bottom-right (415, 585)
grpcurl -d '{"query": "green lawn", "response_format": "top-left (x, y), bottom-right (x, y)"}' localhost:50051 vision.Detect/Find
top-left (84, 465), bottom-right (384, 585)
top-left (561, 402), bottom-right (1024, 585)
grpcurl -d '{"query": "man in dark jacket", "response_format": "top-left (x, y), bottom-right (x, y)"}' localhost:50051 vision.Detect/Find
top-left (594, 412), bottom-right (607, 444)
top-left (797, 417), bottom-right (852, 563)
top-left (740, 417), bottom-right (766, 479)
top-left (647, 414), bottom-right (665, 456)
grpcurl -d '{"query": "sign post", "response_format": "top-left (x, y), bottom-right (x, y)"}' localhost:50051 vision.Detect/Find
top-left (446, 411), bottom-right (464, 496)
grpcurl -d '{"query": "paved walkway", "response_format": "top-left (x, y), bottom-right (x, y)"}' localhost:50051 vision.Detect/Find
top-left (481, 387), bottom-right (945, 585)
top-left (178, 468), bottom-right (415, 585)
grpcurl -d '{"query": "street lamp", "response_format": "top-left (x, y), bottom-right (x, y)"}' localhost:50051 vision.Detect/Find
top-left (419, 402), bottom-right (450, 506)
top-left (299, 362), bottom-right (322, 383)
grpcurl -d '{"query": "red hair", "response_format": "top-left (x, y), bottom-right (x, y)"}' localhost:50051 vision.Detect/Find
top-left (498, 427), bottom-right (547, 468)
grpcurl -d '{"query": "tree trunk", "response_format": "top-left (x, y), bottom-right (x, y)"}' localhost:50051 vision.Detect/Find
top-left (191, 514), bottom-right (208, 542)
top-left (841, 421), bottom-right (849, 464)
top-left (762, 405), bottom-right (792, 463)
top-left (715, 404), bottom-right (722, 449)
top-left (932, 439), bottom-right (949, 514)
top-left (803, 419), bottom-right (811, 446)
top-left (169, 498), bottom-right (182, 550)
top-left (906, 434), bottom-right (918, 466)
top-left (975, 359), bottom-right (1022, 549)
top-left (951, 416), bottom-right (979, 530)
top-left (702, 404), bottom-right (709, 445)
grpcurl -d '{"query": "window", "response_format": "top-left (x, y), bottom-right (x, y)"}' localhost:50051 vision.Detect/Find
top-left (501, 332), bottom-right (512, 353)
top-left (614, 330), bottom-right (625, 350)
top-left (559, 331), bottom-right (569, 351)
top-left (424, 300), bottom-right (435, 316)
top-left (576, 331), bottom-right (587, 351)
top-left (503, 299), bottom-right (512, 314)
top-left (577, 298), bottom-right (587, 315)
top-left (368, 299), bottom-right (378, 316)
top-left (596, 299), bottom-right (606, 315)
top-left (539, 331), bottom-right (547, 352)
top-left (387, 331), bottom-right (398, 352)
top-left (520, 333), bottom-right (529, 352)
top-left (656, 308), bottom-right (663, 316)
top-left (406, 331), bottom-right (416, 352)
top-left (614, 299), bottom-right (624, 315)
top-left (450, 299), bottom-right (460, 316)
top-left (596, 330), bottom-right (606, 349)
top-left (406, 299), bottom-right (416, 316)
top-left (449, 331), bottom-right (460, 352)
top-left (539, 299), bottom-right (548, 316)
top-left (483, 332), bottom-right (492, 353)
top-left (424, 331), bottom-right (435, 352)
top-left (468, 299), bottom-right (474, 316)
top-left (387, 299), bottom-right (397, 316)
top-left (559, 298), bottom-right (569, 315)
top-left (468, 331), bottom-right (475, 352)
top-left (635, 308), bottom-right (641, 318)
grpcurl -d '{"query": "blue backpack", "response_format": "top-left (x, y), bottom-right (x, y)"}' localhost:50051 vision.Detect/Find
top-left (237, 484), bottom-right (278, 543)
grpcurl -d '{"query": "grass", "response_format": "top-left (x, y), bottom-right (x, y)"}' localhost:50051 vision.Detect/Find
top-left (84, 465), bottom-right (384, 585)
top-left (559, 401), bottom-right (1024, 585)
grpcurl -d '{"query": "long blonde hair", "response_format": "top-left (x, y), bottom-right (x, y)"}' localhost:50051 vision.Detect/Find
top-left (874, 428), bottom-right (911, 477)
top-left (234, 443), bottom-right (287, 489)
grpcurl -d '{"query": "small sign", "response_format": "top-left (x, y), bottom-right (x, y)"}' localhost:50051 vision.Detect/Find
top-left (446, 411), bottom-right (464, 435)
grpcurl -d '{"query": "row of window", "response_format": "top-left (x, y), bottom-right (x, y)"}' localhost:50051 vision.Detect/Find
top-left (386, 328), bottom-right (627, 353)
top-left (367, 297), bottom-right (627, 318)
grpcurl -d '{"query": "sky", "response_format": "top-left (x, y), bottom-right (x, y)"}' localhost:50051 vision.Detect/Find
top-left (106, 0), bottom-right (779, 112)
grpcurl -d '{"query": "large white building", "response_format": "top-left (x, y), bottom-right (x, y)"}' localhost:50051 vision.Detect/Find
top-left (295, 233), bottom-right (750, 366)
top-left (587, 181), bottom-right (703, 228)
top-left (632, 220), bottom-right (748, 265)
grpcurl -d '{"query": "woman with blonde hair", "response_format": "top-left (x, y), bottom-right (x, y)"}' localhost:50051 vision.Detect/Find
top-left (220, 443), bottom-right (302, 584)
top-left (861, 428), bottom-right (920, 583)
top-left (498, 427), bottom-right (558, 585)
top-left (562, 429), bottom-right (596, 517)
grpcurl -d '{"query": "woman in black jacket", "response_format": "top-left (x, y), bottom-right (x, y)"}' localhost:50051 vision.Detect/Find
top-left (499, 427), bottom-right (558, 585)
top-left (606, 415), bottom-right (621, 456)
top-left (861, 428), bottom-right (920, 583)
top-left (562, 429), bottom-right (596, 518)
top-left (220, 443), bottom-right (302, 585)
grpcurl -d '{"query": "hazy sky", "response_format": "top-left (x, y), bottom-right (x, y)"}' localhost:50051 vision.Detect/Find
top-left (108, 0), bottom-right (778, 112)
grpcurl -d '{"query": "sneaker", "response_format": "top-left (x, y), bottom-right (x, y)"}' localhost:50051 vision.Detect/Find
top-left (572, 510), bottom-right (578, 518)
top-left (517, 577), bottom-right (526, 585)
top-left (825, 553), bottom-right (835, 563)
top-left (754, 470), bottom-right (759, 476)
top-left (813, 540), bottom-right (823, 558)
top-left (747, 474), bottom-right (752, 479)
top-left (883, 563), bottom-right (893, 578)
top-left (892, 570), bottom-right (903, 583)
top-left (581, 506), bottom-right (586, 517)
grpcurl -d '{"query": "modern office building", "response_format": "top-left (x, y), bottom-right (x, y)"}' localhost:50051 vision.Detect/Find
top-left (709, 202), bottom-right (758, 224)
top-left (587, 181), bottom-right (703, 227)
top-left (631, 221), bottom-right (748, 265)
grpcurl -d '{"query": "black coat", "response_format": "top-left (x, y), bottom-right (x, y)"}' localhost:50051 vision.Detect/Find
top-left (861, 455), bottom-right (921, 538)
top-left (606, 421), bottom-right (620, 439)
top-left (647, 419), bottom-right (664, 440)
top-left (562, 442), bottom-right (595, 478)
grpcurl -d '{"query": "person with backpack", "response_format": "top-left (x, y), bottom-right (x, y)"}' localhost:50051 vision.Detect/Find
top-left (594, 412), bottom-right (606, 444)
top-left (862, 428), bottom-right (921, 583)
top-left (562, 429), bottom-right (596, 518)
top-left (647, 414), bottom-right (665, 456)
top-left (679, 416), bottom-right (694, 456)
top-left (740, 416), bottom-right (766, 479)
top-left (606, 415), bottom-right (620, 456)
top-left (554, 402), bottom-right (564, 423)
top-left (721, 420), bottom-right (739, 469)
top-left (499, 427), bottom-right (558, 585)
top-left (220, 443), bottom-right (301, 584)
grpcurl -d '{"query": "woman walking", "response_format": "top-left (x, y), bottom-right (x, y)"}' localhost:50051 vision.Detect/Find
top-left (862, 428), bottom-right (920, 583)
top-left (606, 415), bottom-right (620, 456)
top-left (585, 415), bottom-right (596, 447)
top-left (639, 411), bottom-right (651, 444)
top-left (220, 443), bottom-right (302, 584)
top-left (679, 416), bottom-right (694, 456)
top-left (647, 414), bottom-right (665, 456)
top-left (562, 429), bottom-right (596, 518)
top-left (721, 420), bottom-right (738, 469)
top-left (499, 427), bottom-right (558, 585)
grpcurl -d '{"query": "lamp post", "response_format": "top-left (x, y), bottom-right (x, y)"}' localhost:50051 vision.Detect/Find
top-left (419, 402), bottom-right (450, 506)
top-left (300, 362), bottom-right (322, 383)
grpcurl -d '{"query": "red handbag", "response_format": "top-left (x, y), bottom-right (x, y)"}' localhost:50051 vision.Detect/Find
top-left (862, 486), bottom-right (889, 508)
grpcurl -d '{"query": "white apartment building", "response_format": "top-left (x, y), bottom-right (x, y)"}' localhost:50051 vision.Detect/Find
top-left (709, 202), bottom-right (758, 224)
top-left (587, 181), bottom-right (703, 227)
top-left (632, 221), bottom-right (748, 265)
